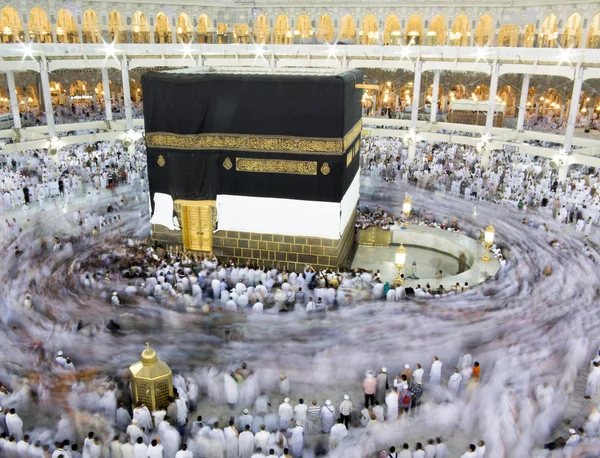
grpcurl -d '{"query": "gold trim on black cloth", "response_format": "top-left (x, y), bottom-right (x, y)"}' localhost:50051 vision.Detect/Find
top-left (343, 120), bottom-right (362, 151)
top-left (145, 120), bottom-right (362, 156)
top-left (236, 158), bottom-right (317, 175)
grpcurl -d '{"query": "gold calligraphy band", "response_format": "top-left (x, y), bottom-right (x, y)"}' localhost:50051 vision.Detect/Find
top-left (146, 120), bottom-right (362, 156)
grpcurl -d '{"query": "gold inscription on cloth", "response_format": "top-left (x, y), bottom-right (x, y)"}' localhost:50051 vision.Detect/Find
top-left (343, 120), bottom-right (363, 151)
top-left (145, 120), bottom-right (362, 156)
top-left (236, 158), bottom-right (317, 176)
top-left (147, 132), bottom-right (341, 155)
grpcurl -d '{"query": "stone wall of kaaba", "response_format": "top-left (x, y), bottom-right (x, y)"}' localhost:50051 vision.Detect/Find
top-left (151, 204), bottom-right (357, 271)
top-left (144, 70), bottom-right (363, 270)
top-left (210, 205), bottom-right (357, 272)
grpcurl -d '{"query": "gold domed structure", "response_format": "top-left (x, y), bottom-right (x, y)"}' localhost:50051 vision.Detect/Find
top-left (129, 342), bottom-right (173, 410)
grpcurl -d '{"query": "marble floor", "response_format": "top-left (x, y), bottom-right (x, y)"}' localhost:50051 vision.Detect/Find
top-left (352, 245), bottom-right (461, 281)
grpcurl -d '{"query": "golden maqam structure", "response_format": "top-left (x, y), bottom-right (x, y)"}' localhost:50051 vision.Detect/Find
top-left (129, 342), bottom-right (174, 410)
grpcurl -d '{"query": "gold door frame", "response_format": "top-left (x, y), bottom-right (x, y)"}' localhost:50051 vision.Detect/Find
top-left (175, 200), bottom-right (216, 252)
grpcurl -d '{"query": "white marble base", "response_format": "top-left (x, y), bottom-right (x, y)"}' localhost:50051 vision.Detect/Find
top-left (352, 225), bottom-right (501, 289)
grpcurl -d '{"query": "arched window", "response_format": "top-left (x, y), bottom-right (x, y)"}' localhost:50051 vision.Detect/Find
top-left (29, 7), bottom-right (52, 43)
top-left (254, 14), bottom-right (270, 43)
top-left (587, 13), bottom-right (600, 48)
top-left (176, 13), bottom-right (192, 43)
top-left (56, 9), bottom-right (78, 44)
top-left (472, 85), bottom-right (490, 101)
top-left (155, 12), bottom-right (171, 44)
top-left (475, 14), bottom-right (493, 47)
top-left (69, 80), bottom-right (89, 97)
top-left (383, 15), bottom-right (401, 45)
top-left (562, 12), bottom-right (582, 48)
top-left (537, 88), bottom-right (563, 115)
top-left (197, 14), bottom-right (211, 44)
top-left (497, 85), bottom-right (517, 116)
top-left (338, 14), bottom-right (356, 43)
top-left (16, 85), bottom-right (39, 113)
top-left (428, 15), bottom-right (446, 46)
top-left (49, 81), bottom-right (66, 106)
top-left (132, 11), bottom-right (150, 43)
top-left (451, 15), bottom-right (470, 46)
top-left (82, 9), bottom-right (100, 43)
top-left (108, 10), bottom-right (126, 43)
top-left (317, 14), bottom-right (334, 43)
top-left (295, 14), bottom-right (312, 40)
top-left (405, 14), bottom-right (423, 45)
top-left (539, 13), bottom-right (558, 48)
top-left (274, 14), bottom-right (290, 44)
top-left (0, 7), bottom-right (24, 43)
top-left (360, 14), bottom-right (378, 45)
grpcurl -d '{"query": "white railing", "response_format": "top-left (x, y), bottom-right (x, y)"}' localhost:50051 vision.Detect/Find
top-left (2, 116), bottom-right (600, 169)
top-left (362, 117), bottom-right (600, 168)
top-left (1, 44), bottom-right (599, 75)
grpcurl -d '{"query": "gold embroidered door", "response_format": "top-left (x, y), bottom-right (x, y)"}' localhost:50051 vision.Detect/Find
top-left (178, 200), bottom-right (215, 252)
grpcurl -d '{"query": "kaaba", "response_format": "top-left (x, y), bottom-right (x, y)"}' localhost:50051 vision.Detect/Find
top-left (143, 69), bottom-right (363, 271)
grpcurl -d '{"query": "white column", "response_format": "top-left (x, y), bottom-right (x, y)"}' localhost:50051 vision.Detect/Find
top-left (407, 143), bottom-right (417, 163)
top-left (564, 64), bottom-right (584, 153)
top-left (101, 66), bottom-right (113, 122)
top-left (6, 71), bottom-right (22, 129)
top-left (411, 58), bottom-right (422, 131)
top-left (430, 70), bottom-right (440, 123)
top-left (121, 57), bottom-right (133, 131)
top-left (558, 160), bottom-right (569, 182)
top-left (580, 29), bottom-right (589, 49)
top-left (485, 61), bottom-right (499, 136)
top-left (172, 26), bottom-right (177, 44)
top-left (516, 73), bottom-right (530, 131)
top-left (408, 59), bottom-right (422, 163)
top-left (39, 58), bottom-right (56, 137)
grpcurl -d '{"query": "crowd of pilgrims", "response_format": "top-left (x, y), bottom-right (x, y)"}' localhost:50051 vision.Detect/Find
top-left (76, 226), bottom-right (490, 319)
top-left (1, 131), bottom-right (600, 457)
top-left (1, 99), bottom-right (144, 129)
top-left (355, 208), bottom-right (397, 230)
top-left (0, 354), bottom-right (491, 458)
top-left (0, 140), bottom-right (147, 214)
top-left (1, 242), bottom-right (600, 458)
top-left (360, 137), bottom-right (600, 234)
top-left (355, 206), bottom-right (465, 239)
top-left (368, 107), bottom-right (596, 135)
top-left (524, 110), bottom-right (600, 133)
